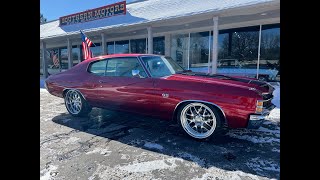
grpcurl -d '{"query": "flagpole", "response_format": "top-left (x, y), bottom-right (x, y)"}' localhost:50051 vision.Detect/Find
top-left (80, 30), bottom-right (97, 47)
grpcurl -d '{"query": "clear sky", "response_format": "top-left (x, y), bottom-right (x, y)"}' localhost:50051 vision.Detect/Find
top-left (40, 0), bottom-right (137, 21)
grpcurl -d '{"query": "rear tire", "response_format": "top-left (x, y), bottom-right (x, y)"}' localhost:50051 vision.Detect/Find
top-left (64, 90), bottom-right (92, 117)
top-left (177, 102), bottom-right (222, 141)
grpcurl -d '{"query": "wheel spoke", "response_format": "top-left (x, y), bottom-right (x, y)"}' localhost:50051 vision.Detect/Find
top-left (204, 121), bottom-right (212, 128)
top-left (186, 113), bottom-right (194, 116)
top-left (186, 117), bottom-right (195, 122)
top-left (192, 106), bottom-right (198, 115)
top-left (202, 108), bottom-right (206, 116)
top-left (198, 105), bottom-right (203, 114)
top-left (201, 125), bottom-right (209, 132)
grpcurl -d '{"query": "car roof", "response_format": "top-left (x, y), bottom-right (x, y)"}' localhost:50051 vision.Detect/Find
top-left (83, 53), bottom-right (162, 63)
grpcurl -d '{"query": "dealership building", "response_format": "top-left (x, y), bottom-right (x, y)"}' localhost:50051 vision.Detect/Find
top-left (40, 0), bottom-right (280, 81)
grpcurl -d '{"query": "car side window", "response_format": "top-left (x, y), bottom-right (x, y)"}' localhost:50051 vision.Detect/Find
top-left (88, 60), bottom-right (107, 76)
top-left (105, 58), bottom-right (147, 78)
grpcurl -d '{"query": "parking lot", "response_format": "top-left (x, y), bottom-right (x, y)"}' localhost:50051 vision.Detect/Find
top-left (40, 88), bottom-right (280, 180)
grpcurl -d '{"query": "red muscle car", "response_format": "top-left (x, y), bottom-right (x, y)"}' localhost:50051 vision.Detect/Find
top-left (45, 54), bottom-right (275, 140)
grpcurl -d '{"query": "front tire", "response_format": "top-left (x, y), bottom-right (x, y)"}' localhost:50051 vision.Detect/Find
top-left (64, 90), bottom-right (92, 117)
top-left (177, 102), bottom-right (222, 140)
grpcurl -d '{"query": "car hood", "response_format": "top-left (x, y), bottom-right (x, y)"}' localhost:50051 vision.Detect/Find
top-left (164, 72), bottom-right (274, 94)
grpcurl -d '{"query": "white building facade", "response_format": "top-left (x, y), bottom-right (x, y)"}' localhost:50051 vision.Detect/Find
top-left (40, 0), bottom-right (280, 81)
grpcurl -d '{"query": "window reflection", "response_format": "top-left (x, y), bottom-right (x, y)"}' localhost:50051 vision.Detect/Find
top-left (171, 34), bottom-right (189, 68)
top-left (40, 50), bottom-right (42, 75)
top-left (130, 38), bottom-right (147, 54)
top-left (60, 48), bottom-right (69, 71)
top-left (189, 31), bottom-right (210, 73)
top-left (153, 36), bottom-right (165, 55)
top-left (46, 48), bottom-right (60, 75)
top-left (107, 42), bottom-right (114, 55)
top-left (90, 43), bottom-right (102, 57)
top-left (72, 46), bottom-right (80, 66)
top-left (216, 26), bottom-right (260, 79)
top-left (260, 24), bottom-right (280, 81)
top-left (115, 40), bottom-right (129, 54)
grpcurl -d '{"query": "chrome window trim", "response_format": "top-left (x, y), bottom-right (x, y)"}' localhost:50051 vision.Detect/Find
top-left (86, 56), bottom-right (151, 78)
top-left (137, 55), bottom-right (163, 78)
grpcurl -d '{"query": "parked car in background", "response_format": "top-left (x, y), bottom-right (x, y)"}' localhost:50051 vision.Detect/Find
top-left (217, 59), bottom-right (279, 81)
top-left (45, 54), bottom-right (275, 140)
top-left (190, 59), bottom-right (279, 81)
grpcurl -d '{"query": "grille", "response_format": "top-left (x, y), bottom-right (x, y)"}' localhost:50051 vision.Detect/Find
top-left (263, 99), bottom-right (273, 108)
top-left (262, 93), bottom-right (273, 100)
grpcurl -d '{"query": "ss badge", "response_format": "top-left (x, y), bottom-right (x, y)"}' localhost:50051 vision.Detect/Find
top-left (162, 93), bottom-right (169, 98)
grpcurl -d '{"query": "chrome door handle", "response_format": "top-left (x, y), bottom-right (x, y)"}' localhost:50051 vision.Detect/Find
top-left (98, 80), bottom-right (106, 83)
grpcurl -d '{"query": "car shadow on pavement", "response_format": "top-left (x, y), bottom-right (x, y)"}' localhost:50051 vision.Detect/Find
top-left (52, 108), bottom-right (280, 179)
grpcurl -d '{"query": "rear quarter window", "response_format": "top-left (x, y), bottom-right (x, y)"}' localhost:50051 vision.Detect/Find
top-left (88, 60), bottom-right (107, 76)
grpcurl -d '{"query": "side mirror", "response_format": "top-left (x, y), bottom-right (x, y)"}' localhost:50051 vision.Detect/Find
top-left (132, 69), bottom-right (140, 77)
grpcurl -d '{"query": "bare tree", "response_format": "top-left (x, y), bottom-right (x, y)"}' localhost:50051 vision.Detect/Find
top-left (40, 13), bottom-right (47, 24)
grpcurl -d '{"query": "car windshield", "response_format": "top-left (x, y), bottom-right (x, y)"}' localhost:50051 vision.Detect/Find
top-left (140, 56), bottom-right (186, 77)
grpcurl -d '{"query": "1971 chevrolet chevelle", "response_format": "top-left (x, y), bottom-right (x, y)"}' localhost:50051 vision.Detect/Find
top-left (45, 54), bottom-right (275, 140)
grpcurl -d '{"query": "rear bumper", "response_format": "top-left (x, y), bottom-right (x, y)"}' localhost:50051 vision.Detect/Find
top-left (247, 104), bottom-right (275, 129)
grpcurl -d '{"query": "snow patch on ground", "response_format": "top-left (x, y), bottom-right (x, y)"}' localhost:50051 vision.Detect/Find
top-left (89, 164), bottom-right (155, 180)
top-left (271, 148), bottom-right (280, 153)
top-left (177, 152), bottom-right (205, 167)
top-left (191, 166), bottom-right (270, 180)
top-left (266, 108), bottom-right (280, 121)
top-left (256, 126), bottom-right (280, 134)
top-left (86, 147), bottom-right (112, 156)
top-left (40, 165), bottom-right (58, 180)
top-left (246, 157), bottom-right (280, 173)
top-left (62, 137), bottom-right (80, 145)
top-left (120, 154), bottom-right (130, 160)
top-left (40, 88), bottom-right (48, 92)
top-left (143, 142), bottom-right (164, 151)
top-left (227, 132), bottom-right (280, 144)
top-left (119, 158), bottom-right (182, 173)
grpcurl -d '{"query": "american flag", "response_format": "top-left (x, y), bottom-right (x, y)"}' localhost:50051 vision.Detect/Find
top-left (50, 50), bottom-right (59, 68)
top-left (80, 30), bottom-right (93, 60)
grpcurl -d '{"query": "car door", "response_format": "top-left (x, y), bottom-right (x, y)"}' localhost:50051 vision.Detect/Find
top-left (92, 57), bottom-right (155, 115)
top-left (81, 59), bottom-right (108, 107)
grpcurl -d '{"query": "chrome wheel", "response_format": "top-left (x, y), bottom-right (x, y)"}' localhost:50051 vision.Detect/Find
top-left (65, 90), bottom-right (82, 115)
top-left (180, 103), bottom-right (217, 139)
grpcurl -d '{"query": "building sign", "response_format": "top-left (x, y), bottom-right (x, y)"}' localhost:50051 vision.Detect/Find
top-left (59, 1), bottom-right (126, 26)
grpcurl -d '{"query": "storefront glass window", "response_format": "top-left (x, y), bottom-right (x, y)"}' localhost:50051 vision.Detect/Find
top-left (130, 38), bottom-right (147, 54)
top-left (90, 43), bottom-right (102, 57)
top-left (40, 49), bottom-right (43, 75)
top-left (72, 46), bottom-right (80, 66)
top-left (216, 26), bottom-right (260, 79)
top-left (260, 24), bottom-right (280, 81)
top-left (60, 48), bottom-right (69, 71)
top-left (46, 48), bottom-right (60, 75)
top-left (107, 42), bottom-right (115, 55)
top-left (115, 40), bottom-right (129, 54)
top-left (189, 31), bottom-right (210, 73)
top-left (171, 34), bottom-right (189, 68)
top-left (153, 36), bottom-right (165, 55)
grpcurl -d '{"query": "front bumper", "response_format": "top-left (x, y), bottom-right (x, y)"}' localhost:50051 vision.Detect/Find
top-left (247, 104), bottom-right (275, 129)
